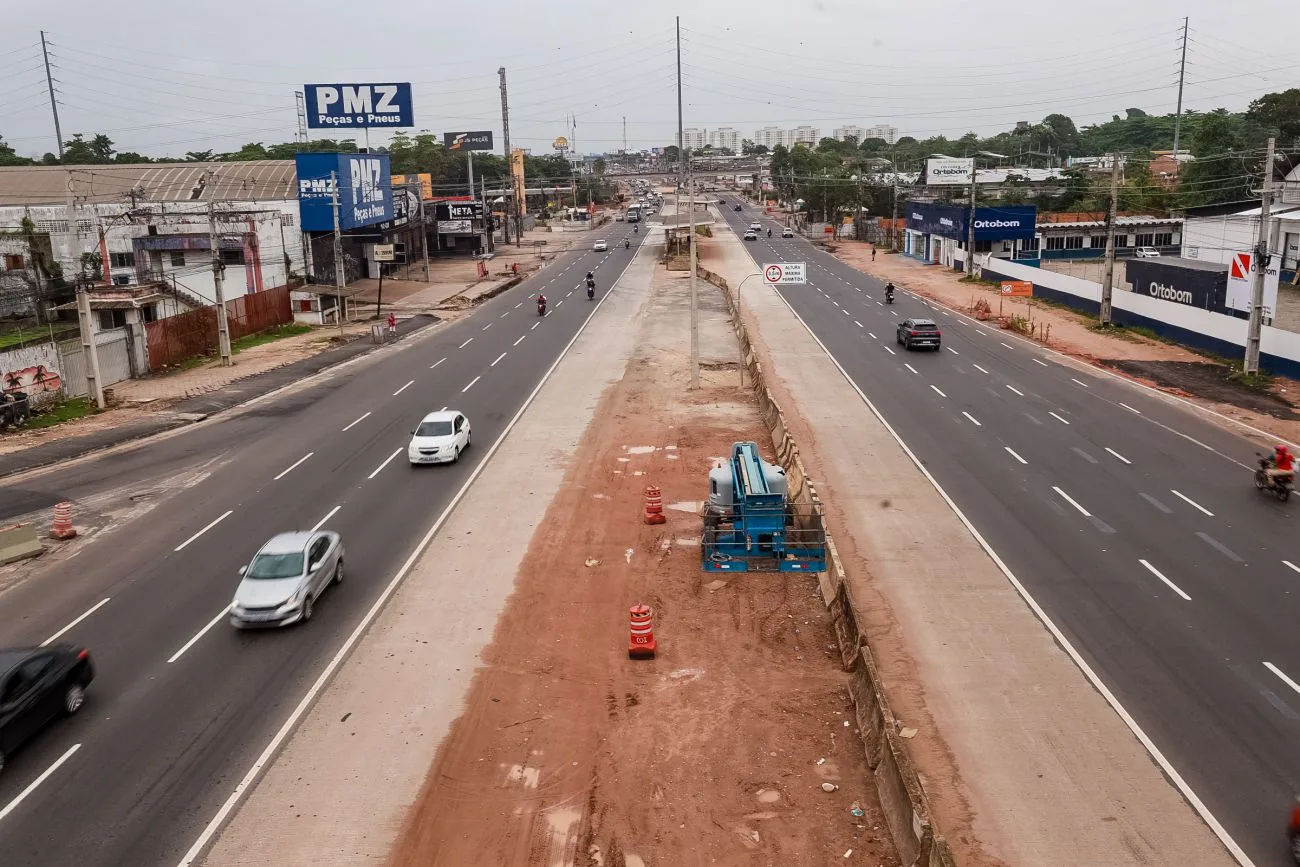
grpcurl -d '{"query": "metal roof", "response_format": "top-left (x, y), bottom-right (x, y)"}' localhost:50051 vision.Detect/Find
top-left (0, 161), bottom-right (299, 206)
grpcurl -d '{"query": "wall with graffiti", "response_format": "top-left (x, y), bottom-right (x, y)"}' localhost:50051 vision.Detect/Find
top-left (0, 342), bottom-right (64, 409)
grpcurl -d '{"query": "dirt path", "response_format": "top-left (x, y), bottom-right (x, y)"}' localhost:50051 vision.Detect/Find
top-left (387, 265), bottom-right (898, 867)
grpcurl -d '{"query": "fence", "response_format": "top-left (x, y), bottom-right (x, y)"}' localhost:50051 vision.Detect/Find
top-left (698, 263), bottom-right (957, 867)
top-left (145, 285), bottom-right (292, 371)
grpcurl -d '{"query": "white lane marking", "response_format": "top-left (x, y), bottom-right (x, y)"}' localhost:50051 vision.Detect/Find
top-left (430, 357), bottom-right (446, 370)
top-left (1048, 411), bottom-right (1071, 425)
top-left (491, 352), bottom-right (507, 367)
top-left (833, 300), bottom-right (840, 307)
top-left (1139, 559), bottom-right (1192, 601)
top-left (1265, 661), bottom-right (1300, 697)
top-left (514, 302), bottom-right (522, 309)
top-left (310, 506), bottom-right (341, 533)
top-left (558, 299), bottom-right (565, 306)
top-left (947, 347), bottom-right (959, 355)
top-left (1033, 358), bottom-right (1049, 367)
top-left (868, 332), bottom-right (877, 340)
top-left (1284, 560), bottom-right (1300, 575)
top-left (461, 375), bottom-right (481, 393)
top-left (167, 606), bottom-right (231, 664)
top-left (1171, 489), bottom-right (1215, 517)
top-left (941, 310), bottom-right (951, 316)
top-left (1000, 342), bottom-right (1014, 350)
top-left (367, 448), bottom-right (403, 480)
top-left (273, 452), bottom-right (313, 481)
top-left (1052, 486), bottom-right (1091, 517)
top-left (758, 290), bottom-right (1252, 864)
top-left (972, 363), bottom-right (989, 374)
top-left (1006, 385), bottom-right (1024, 397)
top-left (482, 322), bottom-right (492, 331)
top-left (1120, 402), bottom-right (1141, 414)
top-left (341, 411), bottom-right (371, 432)
top-left (883, 346), bottom-right (895, 355)
top-left (175, 510), bottom-right (233, 552)
top-left (876, 300), bottom-right (883, 307)
top-left (1072, 378), bottom-right (1090, 388)
top-left (458, 338), bottom-right (473, 349)
top-left (41, 598), bottom-right (110, 647)
top-left (962, 411), bottom-right (982, 427)
top-left (513, 335), bottom-right (526, 347)
top-left (904, 363), bottom-right (919, 375)
top-left (500, 311), bottom-right (510, 319)
top-left (890, 310), bottom-right (898, 316)
top-left (930, 385), bottom-right (947, 398)
top-left (1005, 447), bottom-right (1028, 465)
top-left (843, 309), bottom-right (850, 316)
top-left (393, 380), bottom-right (415, 396)
top-left (854, 320), bottom-right (863, 328)
top-left (1106, 447), bottom-right (1132, 464)
top-left (532, 322), bottom-right (540, 330)
top-left (0, 744), bottom-right (81, 824)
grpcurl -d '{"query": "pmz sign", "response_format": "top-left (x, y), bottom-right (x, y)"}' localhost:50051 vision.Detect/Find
top-left (294, 153), bottom-right (394, 232)
top-left (304, 83), bottom-right (413, 129)
top-left (763, 262), bottom-right (807, 284)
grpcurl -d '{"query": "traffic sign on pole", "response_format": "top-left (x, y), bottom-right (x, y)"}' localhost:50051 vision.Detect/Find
top-left (762, 262), bottom-right (807, 285)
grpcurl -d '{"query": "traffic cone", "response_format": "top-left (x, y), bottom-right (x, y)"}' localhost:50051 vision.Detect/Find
top-left (644, 486), bottom-right (665, 525)
top-left (50, 502), bottom-right (76, 540)
top-left (628, 605), bottom-right (656, 659)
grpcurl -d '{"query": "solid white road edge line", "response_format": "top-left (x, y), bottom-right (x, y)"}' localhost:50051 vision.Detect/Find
top-left (341, 412), bottom-right (370, 432)
top-left (41, 598), bottom-right (110, 647)
top-left (1139, 559), bottom-right (1192, 601)
top-left (1005, 447), bottom-right (1028, 464)
top-left (1052, 486), bottom-right (1091, 517)
top-left (310, 506), bottom-right (341, 533)
top-left (760, 283), bottom-right (1252, 867)
top-left (0, 744), bottom-right (80, 824)
top-left (274, 453), bottom-right (313, 481)
top-left (174, 215), bottom-right (643, 867)
top-left (175, 510), bottom-right (233, 552)
top-left (367, 448), bottom-right (403, 480)
top-left (1170, 489), bottom-right (1215, 517)
top-left (1264, 661), bottom-right (1300, 697)
top-left (167, 606), bottom-right (232, 664)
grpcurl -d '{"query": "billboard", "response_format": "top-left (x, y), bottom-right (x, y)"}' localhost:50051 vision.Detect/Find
top-left (1225, 251), bottom-right (1281, 315)
top-left (443, 131), bottom-right (494, 151)
top-left (925, 157), bottom-right (975, 186)
top-left (1126, 258), bottom-right (1224, 311)
top-left (303, 83), bottom-right (413, 129)
top-left (906, 202), bottom-right (1036, 241)
top-left (295, 153), bottom-right (394, 232)
top-left (393, 173), bottom-right (433, 200)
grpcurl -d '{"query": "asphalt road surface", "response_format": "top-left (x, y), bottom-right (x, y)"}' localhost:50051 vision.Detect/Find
top-left (720, 200), bottom-right (1300, 867)
top-left (0, 225), bottom-right (649, 866)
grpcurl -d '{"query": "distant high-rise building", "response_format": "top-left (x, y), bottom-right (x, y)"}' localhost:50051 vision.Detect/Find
top-left (863, 124), bottom-right (898, 144)
top-left (709, 127), bottom-right (740, 152)
top-left (682, 128), bottom-right (707, 151)
top-left (833, 125), bottom-right (868, 143)
top-left (788, 126), bottom-right (820, 147)
top-left (754, 126), bottom-right (785, 149)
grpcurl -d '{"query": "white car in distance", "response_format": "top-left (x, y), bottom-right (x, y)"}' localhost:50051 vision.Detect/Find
top-left (409, 410), bottom-right (472, 465)
top-left (593, 240), bottom-right (608, 252)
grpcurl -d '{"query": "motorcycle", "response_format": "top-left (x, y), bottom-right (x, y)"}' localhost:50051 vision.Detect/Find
top-left (1254, 454), bottom-right (1293, 501)
top-left (767, 229), bottom-right (772, 238)
top-left (587, 284), bottom-right (595, 300)
top-left (537, 298), bottom-right (547, 317)
top-left (624, 239), bottom-right (630, 249)
top-left (634, 224), bottom-right (639, 233)
top-left (885, 289), bottom-right (895, 305)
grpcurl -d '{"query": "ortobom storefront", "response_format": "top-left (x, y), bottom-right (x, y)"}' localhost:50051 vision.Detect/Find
top-left (904, 202), bottom-right (1037, 270)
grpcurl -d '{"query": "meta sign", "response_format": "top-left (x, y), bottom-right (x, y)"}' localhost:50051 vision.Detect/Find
top-left (295, 153), bottom-right (394, 231)
top-left (304, 83), bottom-right (413, 129)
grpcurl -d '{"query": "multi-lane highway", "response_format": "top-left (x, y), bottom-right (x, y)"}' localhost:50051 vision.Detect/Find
top-left (720, 199), bottom-right (1300, 866)
top-left (0, 225), bottom-right (649, 866)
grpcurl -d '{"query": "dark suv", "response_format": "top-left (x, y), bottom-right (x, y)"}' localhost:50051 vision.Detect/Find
top-left (897, 318), bottom-right (941, 351)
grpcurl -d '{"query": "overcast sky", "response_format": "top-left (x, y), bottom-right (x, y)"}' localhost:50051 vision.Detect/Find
top-left (1, 0), bottom-right (1295, 161)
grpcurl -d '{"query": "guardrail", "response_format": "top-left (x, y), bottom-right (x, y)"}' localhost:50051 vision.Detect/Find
top-left (699, 263), bottom-right (957, 867)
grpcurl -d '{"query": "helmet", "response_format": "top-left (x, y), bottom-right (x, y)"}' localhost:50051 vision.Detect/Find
top-left (1278, 445), bottom-right (1289, 455)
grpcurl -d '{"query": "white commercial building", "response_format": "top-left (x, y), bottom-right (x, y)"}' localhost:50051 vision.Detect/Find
top-left (682, 128), bottom-right (707, 151)
top-left (709, 127), bottom-right (740, 153)
top-left (1182, 203), bottom-right (1300, 278)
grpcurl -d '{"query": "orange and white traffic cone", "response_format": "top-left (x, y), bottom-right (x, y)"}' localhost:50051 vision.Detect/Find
top-left (628, 605), bottom-right (656, 659)
top-left (50, 502), bottom-right (76, 540)
top-left (644, 485), bottom-right (665, 525)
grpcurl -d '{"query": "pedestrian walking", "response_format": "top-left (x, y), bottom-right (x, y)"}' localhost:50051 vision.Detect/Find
top-left (871, 246), bottom-right (877, 261)
top-left (387, 312), bottom-right (397, 337)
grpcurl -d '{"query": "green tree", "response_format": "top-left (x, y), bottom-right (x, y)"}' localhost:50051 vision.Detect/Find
top-left (0, 136), bottom-right (33, 166)
top-left (1246, 88), bottom-right (1300, 144)
top-left (593, 157), bottom-right (606, 175)
top-left (63, 133), bottom-right (115, 164)
top-left (185, 150), bottom-right (215, 162)
top-left (1179, 111), bottom-right (1253, 205)
top-left (114, 152), bottom-right (152, 164)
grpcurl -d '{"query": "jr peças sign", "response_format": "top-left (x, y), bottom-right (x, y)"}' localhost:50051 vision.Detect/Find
top-left (304, 83), bottom-right (413, 129)
top-left (295, 153), bottom-right (394, 232)
top-left (443, 131), bottom-right (495, 151)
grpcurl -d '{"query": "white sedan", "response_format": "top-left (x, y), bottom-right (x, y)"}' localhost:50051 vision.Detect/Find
top-left (593, 240), bottom-right (608, 252)
top-left (408, 410), bottom-right (471, 465)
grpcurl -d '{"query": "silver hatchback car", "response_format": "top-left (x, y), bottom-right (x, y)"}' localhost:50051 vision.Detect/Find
top-left (230, 531), bottom-right (344, 628)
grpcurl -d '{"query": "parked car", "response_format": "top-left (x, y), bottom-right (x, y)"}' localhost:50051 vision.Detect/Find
top-left (615, 214), bottom-right (624, 222)
top-left (0, 645), bottom-right (94, 773)
top-left (408, 410), bottom-right (472, 465)
top-left (782, 227), bottom-right (795, 238)
top-left (230, 531), bottom-right (344, 628)
top-left (897, 318), bottom-right (942, 351)
top-left (1135, 246), bottom-right (1160, 258)
top-left (593, 239), bottom-right (608, 252)
top-left (743, 230), bottom-right (757, 241)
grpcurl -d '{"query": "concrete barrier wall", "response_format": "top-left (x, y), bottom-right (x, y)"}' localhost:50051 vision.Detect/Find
top-left (0, 522), bottom-right (43, 565)
top-left (700, 263), bottom-right (957, 867)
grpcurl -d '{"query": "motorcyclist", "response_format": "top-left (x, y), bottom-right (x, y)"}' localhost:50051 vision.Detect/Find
top-left (885, 281), bottom-right (895, 303)
top-left (536, 294), bottom-right (547, 315)
top-left (624, 239), bottom-right (630, 249)
top-left (1265, 444), bottom-right (1295, 484)
top-left (767, 228), bottom-right (772, 238)
top-left (634, 224), bottom-right (639, 233)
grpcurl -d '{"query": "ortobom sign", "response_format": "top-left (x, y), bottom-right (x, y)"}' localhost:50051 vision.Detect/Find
top-left (295, 153), bottom-right (394, 232)
top-left (1226, 250), bottom-right (1280, 315)
top-left (925, 157), bottom-right (975, 186)
top-left (304, 83), bottom-right (413, 129)
top-left (763, 262), bottom-right (807, 285)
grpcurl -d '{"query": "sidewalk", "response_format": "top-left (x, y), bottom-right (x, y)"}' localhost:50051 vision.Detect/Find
top-left (0, 316), bottom-right (435, 478)
top-left (699, 225), bottom-right (1237, 867)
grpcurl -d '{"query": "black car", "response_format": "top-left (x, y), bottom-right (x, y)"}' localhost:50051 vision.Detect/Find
top-left (0, 645), bottom-right (94, 772)
top-left (897, 318), bottom-right (942, 351)
top-left (733, 204), bottom-right (743, 211)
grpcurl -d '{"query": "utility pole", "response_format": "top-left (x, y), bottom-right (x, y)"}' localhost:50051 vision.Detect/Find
top-left (1245, 137), bottom-right (1276, 375)
top-left (677, 16), bottom-right (699, 389)
top-left (40, 31), bottom-right (63, 159)
top-left (330, 170), bottom-right (347, 335)
top-left (965, 161), bottom-right (978, 277)
top-left (499, 67), bottom-right (520, 247)
top-left (890, 141), bottom-right (900, 250)
top-left (65, 174), bottom-right (103, 408)
top-left (623, 115), bottom-right (628, 156)
top-left (676, 16), bottom-right (684, 221)
top-left (1172, 17), bottom-right (1189, 160)
top-left (207, 199), bottom-right (232, 366)
top-left (466, 150), bottom-right (475, 200)
top-left (1100, 153), bottom-right (1121, 326)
